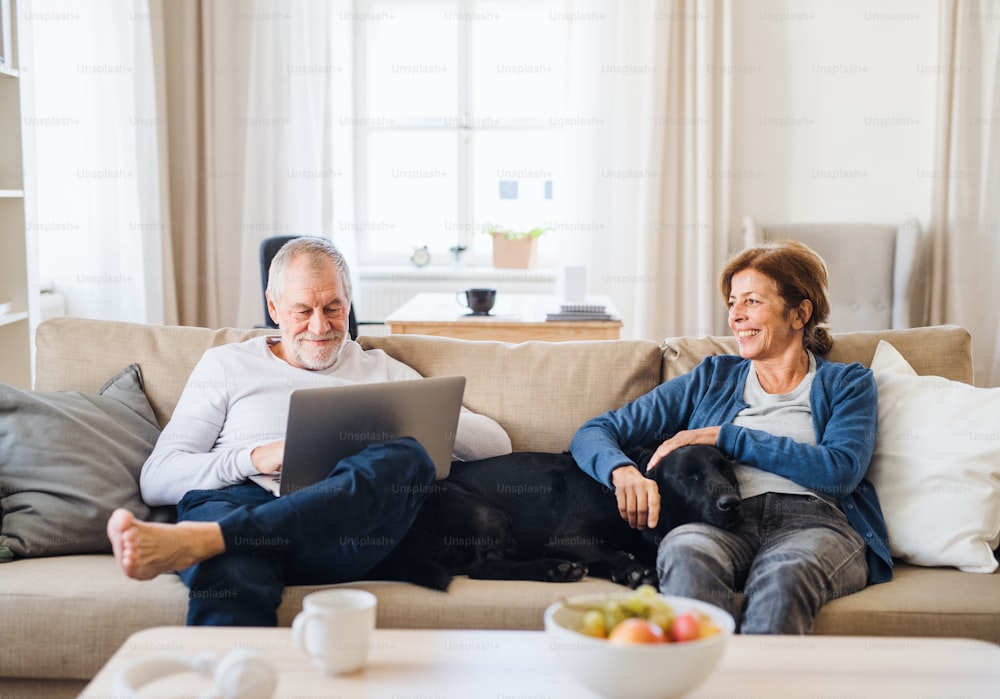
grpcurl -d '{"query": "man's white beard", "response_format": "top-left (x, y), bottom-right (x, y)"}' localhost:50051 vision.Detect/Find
top-left (291, 331), bottom-right (346, 371)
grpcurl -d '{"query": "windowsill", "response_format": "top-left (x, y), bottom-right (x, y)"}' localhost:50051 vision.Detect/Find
top-left (358, 265), bottom-right (559, 282)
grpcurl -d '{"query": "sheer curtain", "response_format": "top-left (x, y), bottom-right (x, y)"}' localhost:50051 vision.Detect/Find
top-left (151, 0), bottom-right (351, 329)
top-left (562, 0), bottom-right (732, 341)
top-left (641, 0), bottom-right (732, 340)
top-left (234, 0), bottom-right (346, 327)
top-left (149, 0), bottom-right (251, 328)
top-left (929, 0), bottom-right (1000, 386)
top-left (28, 0), bottom-right (729, 333)
top-left (23, 0), bottom-right (376, 330)
top-left (22, 0), bottom-right (168, 324)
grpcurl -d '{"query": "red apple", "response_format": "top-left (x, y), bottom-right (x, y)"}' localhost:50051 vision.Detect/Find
top-left (669, 612), bottom-right (702, 643)
top-left (607, 618), bottom-right (666, 644)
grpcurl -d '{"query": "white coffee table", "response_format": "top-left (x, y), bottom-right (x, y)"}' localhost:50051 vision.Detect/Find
top-left (80, 626), bottom-right (1000, 698)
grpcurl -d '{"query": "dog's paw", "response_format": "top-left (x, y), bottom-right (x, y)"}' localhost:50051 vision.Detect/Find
top-left (610, 564), bottom-right (658, 589)
top-left (402, 560), bottom-right (454, 591)
top-left (545, 560), bottom-right (588, 582)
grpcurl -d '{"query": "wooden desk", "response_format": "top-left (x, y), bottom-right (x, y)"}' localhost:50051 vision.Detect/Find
top-left (384, 293), bottom-right (622, 342)
top-left (82, 627), bottom-right (1000, 698)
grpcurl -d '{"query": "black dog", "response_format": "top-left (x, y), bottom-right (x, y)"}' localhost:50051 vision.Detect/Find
top-left (370, 444), bottom-right (743, 591)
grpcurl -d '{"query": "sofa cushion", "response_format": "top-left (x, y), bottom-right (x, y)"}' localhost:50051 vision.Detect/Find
top-left (4, 555), bottom-right (996, 684)
top-left (813, 562), bottom-right (1000, 642)
top-left (34, 317), bottom-right (271, 428)
top-left (868, 341), bottom-right (1000, 573)
top-left (0, 365), bottom-right (160, 560)
top-left (0, 555), bottom-right (188, 680)
top-left (360, 335), bottom-right (664, 452)
top-left (661, 325), bottom-right (974, 383)
top-left (0, 555), bottom-right (628, 681)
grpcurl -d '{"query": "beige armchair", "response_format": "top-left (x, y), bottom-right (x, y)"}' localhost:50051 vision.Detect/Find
top-left (742, 217), bottom-right (930, 332)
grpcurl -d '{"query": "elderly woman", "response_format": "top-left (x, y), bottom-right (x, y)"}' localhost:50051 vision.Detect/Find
top-left (571, 240), bottom-right (892, 634)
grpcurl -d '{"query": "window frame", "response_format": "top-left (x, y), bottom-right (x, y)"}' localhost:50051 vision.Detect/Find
top-left (351, 0), bottom-right (565, 268)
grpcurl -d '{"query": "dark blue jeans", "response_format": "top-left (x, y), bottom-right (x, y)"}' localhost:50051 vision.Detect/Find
top-left (176, 437), bottom-right (435, 626)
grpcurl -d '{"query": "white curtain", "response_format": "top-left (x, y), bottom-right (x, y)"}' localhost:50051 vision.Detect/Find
top-left (22, 0), bottom-right (167, 324)
top-left (26, 0), bottom-right (355, 329)
top-left (203, 0), bottom-right (360, 328)
top-left (930, 0), bottom-right (1000, 387)
top-left (151, 0), bottom-right (353, 329)
top-left (26, 0), bottom-right (730, 335)
top-left (561, 0), bottom-right (732, 341)
top-left (235, 0), bottom-right (339, 327)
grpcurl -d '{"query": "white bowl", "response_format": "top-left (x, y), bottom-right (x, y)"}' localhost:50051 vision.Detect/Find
top-left (544, 592), bottom-right (734, 699)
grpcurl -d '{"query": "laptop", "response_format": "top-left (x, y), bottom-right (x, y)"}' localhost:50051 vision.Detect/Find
top-left (250, 375), bottom-right (466, 496)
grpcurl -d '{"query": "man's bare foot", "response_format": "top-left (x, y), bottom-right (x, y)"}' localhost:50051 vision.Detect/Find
top-left (107, 509), bottom-right (226, 580)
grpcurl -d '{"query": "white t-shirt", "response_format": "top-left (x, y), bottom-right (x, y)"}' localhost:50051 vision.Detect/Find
top-left (731, 352), bottom-right (824, 501)
top-left (140, 336), bottom-right (512, 505)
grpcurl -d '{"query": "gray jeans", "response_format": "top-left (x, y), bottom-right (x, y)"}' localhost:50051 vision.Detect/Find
top-left (656, 492), bottom-right (868, 634)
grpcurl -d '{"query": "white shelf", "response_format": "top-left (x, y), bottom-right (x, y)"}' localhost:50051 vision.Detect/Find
top-left (0, 3), bottom-right (36, 390)
top-left (0, 310), bottom-right (28, 327)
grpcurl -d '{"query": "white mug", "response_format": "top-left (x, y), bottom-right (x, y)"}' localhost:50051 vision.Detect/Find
top-left (292, 589), bottom-right (377, 675)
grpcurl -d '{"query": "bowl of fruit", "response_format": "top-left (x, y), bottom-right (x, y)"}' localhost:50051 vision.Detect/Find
top-left (544, 585), bottom-right (734, 699)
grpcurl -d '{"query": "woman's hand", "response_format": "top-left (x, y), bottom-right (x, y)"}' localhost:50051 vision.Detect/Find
top-left (645, 427), bottom-right (722, 472)
top-left (611, 465), bottom-right (660, 530)
top-left (251, 440), bottom-right (285, 475)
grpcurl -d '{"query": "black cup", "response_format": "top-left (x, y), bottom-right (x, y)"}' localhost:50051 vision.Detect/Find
top-left (456, 288), bottom-right (497, 315)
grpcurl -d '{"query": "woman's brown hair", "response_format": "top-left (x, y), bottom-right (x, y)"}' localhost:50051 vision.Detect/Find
top-left (719, 240), bottom-right (833, 355)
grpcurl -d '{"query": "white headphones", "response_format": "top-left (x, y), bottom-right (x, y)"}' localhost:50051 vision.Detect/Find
top-left (113, 650), bottom-right (277, 699)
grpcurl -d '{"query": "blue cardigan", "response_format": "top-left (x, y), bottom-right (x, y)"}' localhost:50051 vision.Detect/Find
top-left (570, 354), bottom-right (892, 585)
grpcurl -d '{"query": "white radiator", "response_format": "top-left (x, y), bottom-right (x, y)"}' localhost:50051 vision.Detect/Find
top-left (356, 267), bottom-right (558, 321)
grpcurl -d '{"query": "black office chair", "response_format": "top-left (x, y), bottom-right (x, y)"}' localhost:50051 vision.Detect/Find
top-left (259, 235), bottom-right (359, 339)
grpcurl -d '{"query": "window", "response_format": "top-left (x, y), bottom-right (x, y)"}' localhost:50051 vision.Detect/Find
top-left (352, 0), bottom-right (569, 267)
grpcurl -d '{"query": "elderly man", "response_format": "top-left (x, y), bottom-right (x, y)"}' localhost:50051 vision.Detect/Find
top-left (108, 237), bottom-right (511, 625)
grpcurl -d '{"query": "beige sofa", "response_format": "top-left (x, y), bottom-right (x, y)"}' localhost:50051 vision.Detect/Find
top-left (2, 318), bottom-right (998, 697)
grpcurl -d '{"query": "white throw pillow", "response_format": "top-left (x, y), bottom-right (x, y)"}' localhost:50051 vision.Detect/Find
top-left (868, 341), bottom-right (1000, 573)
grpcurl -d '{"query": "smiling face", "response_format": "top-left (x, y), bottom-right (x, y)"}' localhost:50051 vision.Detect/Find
top-left (727, 268), bottom-right (811, 363)
top-left (266, 254), bottom-right (351, 371)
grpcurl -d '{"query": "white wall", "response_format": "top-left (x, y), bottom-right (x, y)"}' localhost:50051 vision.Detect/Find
top-left (727, 0), bottom-right (939, 242)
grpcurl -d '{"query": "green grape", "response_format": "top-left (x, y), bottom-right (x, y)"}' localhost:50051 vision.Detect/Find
top-left (647, 606), bottom-right (674, 634)
top-left (603, 603), bottom-right (629, 632)
top-left (571, 587), bottom-right (680, 640)
top-left (634, 584), bottom-right (659, 600)
top-left (622, 596), bottom-right (649, 617)
top-left (579, 609), bottom-right (606, 637)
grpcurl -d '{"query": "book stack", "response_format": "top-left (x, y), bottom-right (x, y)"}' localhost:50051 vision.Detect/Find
top-left (545, 301), bottom-right (618, 322)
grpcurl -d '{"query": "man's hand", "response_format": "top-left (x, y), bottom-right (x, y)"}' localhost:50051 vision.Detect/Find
top-left (250, 440), bottom-right (285, 474)
top-left (611, 465), bottom-right (660, 530)
top-left (645, 427), bottom-right (722, 472)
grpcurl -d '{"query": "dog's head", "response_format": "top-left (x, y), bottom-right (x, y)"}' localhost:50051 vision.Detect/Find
top-left (631, 444), bottom-right (744, 536)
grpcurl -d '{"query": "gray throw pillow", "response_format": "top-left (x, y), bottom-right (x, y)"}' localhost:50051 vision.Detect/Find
top-left (0, 364), bottom-right (161, 560)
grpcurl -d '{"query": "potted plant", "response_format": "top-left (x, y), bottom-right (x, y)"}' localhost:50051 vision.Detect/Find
top-left (486, 224), bottom-right (549, 269)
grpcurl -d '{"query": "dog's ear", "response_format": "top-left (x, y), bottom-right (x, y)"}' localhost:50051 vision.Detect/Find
top-left (716, 451), bottom-right (746, 483)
